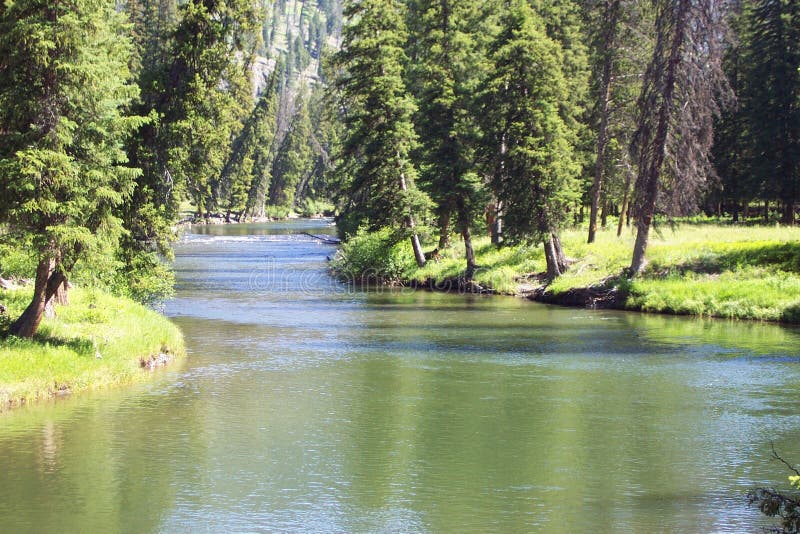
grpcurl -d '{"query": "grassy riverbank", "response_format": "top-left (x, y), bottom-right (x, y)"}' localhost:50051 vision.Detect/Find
top-left (0, 287), bottom-right (184, 410)
top-left (334, 223), bottom-right (800, 323)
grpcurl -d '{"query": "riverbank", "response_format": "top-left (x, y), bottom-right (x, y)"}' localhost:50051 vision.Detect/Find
top-left (0, 286), bottom-right (184, 411)
top-left (334, 223), bottom-right (800, 323)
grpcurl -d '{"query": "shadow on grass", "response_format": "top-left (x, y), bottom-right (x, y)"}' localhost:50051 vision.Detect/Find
top-left (649, 242), bottom-right (800, 277)
top-left (0, 327), bottom-right (95, 357)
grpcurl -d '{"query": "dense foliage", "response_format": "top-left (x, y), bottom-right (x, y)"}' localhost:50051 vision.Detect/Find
top-left (0, 0), bottom-right (798, 342)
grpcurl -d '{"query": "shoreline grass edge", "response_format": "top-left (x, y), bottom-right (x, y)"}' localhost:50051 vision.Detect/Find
top-left (332, 223), bottom-right (800, 324)
top-left (0, 287), bottom-right (185, 412)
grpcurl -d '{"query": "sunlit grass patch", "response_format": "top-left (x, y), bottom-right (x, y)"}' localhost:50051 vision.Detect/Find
top-left (0, 287), bottom-right (184, 410)
top-left (406, 222), bottom-right (800, 322)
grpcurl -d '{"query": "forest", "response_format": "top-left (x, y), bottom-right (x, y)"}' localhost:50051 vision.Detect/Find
top-left (0, 0), bottom-right (798, 338)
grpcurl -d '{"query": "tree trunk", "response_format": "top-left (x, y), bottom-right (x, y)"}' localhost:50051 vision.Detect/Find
top-left (783, 202), bottom-right (795, 225)
top-left (438, 210), bottom-right (451, 250)
top-left (764, 199), bottom-right (769, 224)
top-left (398, 172), bottom-right (426, 268)
top-left (459, 205), bottom-right (476, 278)
top-left (588, 0), bottom-right (620, 244)
top-left (600, 198), bottom-right (609, 229)
top-left (732, 201), bottom-right (739, 222)
top-left (617, 161), bottom-right (634, 237)
top-left (543, 234), bottom-right (563, 280)
top-left (409, 233), bottom-right (426, 267)
top-left (53, 279), bottom-right (69, 306)
top-left (490, 200), bottom-right (503, 245)
top-left (630, 213), bottom-right (652, 275)
top-left (552, 233), bottom-right (569, 273)
top-left (9, 257), bottom-right (55, 338)
top-left (630, 0), bottom-right (688, 275)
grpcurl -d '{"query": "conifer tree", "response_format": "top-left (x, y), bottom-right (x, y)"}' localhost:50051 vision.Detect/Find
top-left (739, 0), bottom-right (800, 224)
top-left (0, 0), bottom-right (144, 337)
top-left (160, 0), bottom-right (258, 219)
top-left (269, 92), bottom-right (314, 209)
top-left (583, 0), bottom-right (652, 241)
top-left (334, 0), bottom-right (430, 266)
top-left (245, 69), bottom-right (283, 219)
top-left (220, 70), bottom-right (281, 221)
top-left (118, 0), bottom-right (180, 304)
top-left (479, 0), bottom-right (582, 279)
top-left (407, 0), bottom-right (488, 276)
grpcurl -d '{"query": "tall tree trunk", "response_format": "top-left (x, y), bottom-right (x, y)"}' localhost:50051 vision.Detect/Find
top-left (617, 160), bottom-right (634, 237)
top-left (600, 198), bottom-right (609, 228)
top-left (783, 202), bottom-right (795, 225)
top-left (9, 257), bottom-right (55, 338)
top-left (458, 204), bottom-right (476, 278)
top-left (399, 172), bottom-right (426, 267)
top-left (50, 276), bottom-right (69, 306)
top-left (543, 234), bottom-right (563, 280)
top-left (552, 233), bottom-right (569, 273)
top-left (630, 0), bottom-right (688, 275)
top-left (490, 200), bottom-right (503, 245)
top-left (588, 0), bottom-right (620, 244)
top-left (764, 199), bottom-right (769, 223)
top-left (438, 210), bottom-right (451, 250)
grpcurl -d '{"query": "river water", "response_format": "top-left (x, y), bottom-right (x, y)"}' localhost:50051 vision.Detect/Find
top-left (2, 220), bottom-right (800, 532)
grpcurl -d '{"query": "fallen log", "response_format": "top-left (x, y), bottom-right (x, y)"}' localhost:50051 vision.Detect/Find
top-left (300, 232), bottom-right (341, 245)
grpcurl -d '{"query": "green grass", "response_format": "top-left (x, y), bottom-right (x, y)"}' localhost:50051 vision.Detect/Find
top-left (406, 223), bottom-right (800, 323)
top-left (0, 286), bottom-right (184, 410)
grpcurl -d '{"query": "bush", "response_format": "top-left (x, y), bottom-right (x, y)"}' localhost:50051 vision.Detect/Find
top-left (264, 205), bottom-right (292, 219)
top-left (297, 198), bottom-right (335, 217)
top-left (330, 227), bottom-right (415, 283)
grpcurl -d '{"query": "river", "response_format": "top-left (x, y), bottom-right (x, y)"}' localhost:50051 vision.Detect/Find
top-left (1, 219), bottom-right (800, 532)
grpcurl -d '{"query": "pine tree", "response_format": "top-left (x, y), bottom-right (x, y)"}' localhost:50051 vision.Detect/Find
top-left (246, 69), bottom-right (285, 219)
top-left (220, 69), bottom-right (282, 221)
top-left (118, 0), bottom-right (181, 304)
top-left (479, 0), bottom-right (582, 279)
top-left (739, 0), bottom-right (800, 224)
top-left (407, 0), bottom-right (488, 276)
top-left (583, 0), bottom-right (653, 240)
top-left (334, 0), bottom-right (430, 266)
top-left (160, 0), bottom-right (258, 219)
top-left (269, 92), bottom-right (314, 209)
top-left (0, 0), bottom-right (145, 337)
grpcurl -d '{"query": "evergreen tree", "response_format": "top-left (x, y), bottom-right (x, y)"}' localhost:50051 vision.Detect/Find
top-left (0, 0), bottom-right (145, 337)
top-left (712, 0), bottom-right (753, 222)
top-left (407, 0), bottom-right (489, 275)
top-left (269, 92), bottom-right (314, 209)
top-left (119, 0), bottom-right (181, 304)
top-left (161, 0), bottom-right (258, 219)
top-left (295, 82), bottom-right (341, 208)
top-left (479, 0), bottom-right (582, 279)
top-left (739, 0), bottom-right (800, 224)
top-left (221, 69), bottom-right (282, 220)
top-left (583, 0), bottom-right (652, 240)
top-left (245, 69), bottom-right (283, 219)
top-left (334, 0), bottom-right (430, 266)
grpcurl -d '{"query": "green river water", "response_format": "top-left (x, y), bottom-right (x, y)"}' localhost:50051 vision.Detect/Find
top-left (2, 220), bottom-right (800, 532)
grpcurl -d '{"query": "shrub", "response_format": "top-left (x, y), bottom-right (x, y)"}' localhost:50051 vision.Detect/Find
top-left (330, 227), bottom-right (415, 284)
top-left (297, 198), bottom-right (335, 217)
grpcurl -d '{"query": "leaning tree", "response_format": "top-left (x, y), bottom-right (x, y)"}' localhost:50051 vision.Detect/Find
top-left (629, 0), bottom-right (731, 275)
